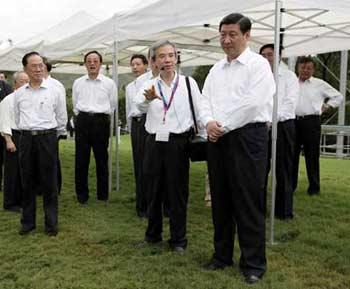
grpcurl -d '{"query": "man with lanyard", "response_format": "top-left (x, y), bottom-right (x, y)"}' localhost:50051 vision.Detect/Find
top-left (0, 77), bottom-right (13, 191)
top-left (125, 54), bottom-right (149, 218)
top-left (73, 50), bottom-right (117, 204)
top-left (14, 52), bottom-right (67, 236)
top-left (0, 71), bottom-right (29, 212)
top-left (260, 43), bottom-right (299, 219)
top-left (199, 14), bottom-right (275, 284)
top-left (135, 40), bottom-right (201, 252)
top-left (292, 56), bottom-right (343, 195)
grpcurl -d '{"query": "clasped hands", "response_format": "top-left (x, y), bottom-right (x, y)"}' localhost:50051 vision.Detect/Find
top-left (206, 120), bottom-right (225, 143)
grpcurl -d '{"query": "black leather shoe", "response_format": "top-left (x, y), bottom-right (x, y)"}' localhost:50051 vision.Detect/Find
top-left (19, 227), bottom-right (35, 235)
top-left (244, 275), bottom-right (261, 284)
top-left (4, 206), bottom-right (21, 213)
top-left (45, 228), bottom-right (58, 237)
top-left (203, 260), bottom-right (227, 270)
top-left (172, 246), bottom-right (185, 253)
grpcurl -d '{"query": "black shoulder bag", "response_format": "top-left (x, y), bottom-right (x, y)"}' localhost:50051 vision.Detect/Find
top-left (185, 76), bottom-right (207, 162)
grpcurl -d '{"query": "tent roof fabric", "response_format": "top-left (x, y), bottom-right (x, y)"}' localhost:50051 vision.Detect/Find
top-left (1, 0), bottom-right (350, 73)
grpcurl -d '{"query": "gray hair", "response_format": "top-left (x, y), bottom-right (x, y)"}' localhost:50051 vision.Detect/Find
top-left (149, 40), bottom-right (177, 61)
top-left (13, 71), bottom-right (26, 81)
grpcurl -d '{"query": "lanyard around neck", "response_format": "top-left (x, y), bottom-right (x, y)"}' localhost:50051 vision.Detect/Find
top-left (157, 74), bottom-right (180, 123)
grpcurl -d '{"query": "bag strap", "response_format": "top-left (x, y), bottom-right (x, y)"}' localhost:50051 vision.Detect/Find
top-left (185, 76), bottom-right (199, 134)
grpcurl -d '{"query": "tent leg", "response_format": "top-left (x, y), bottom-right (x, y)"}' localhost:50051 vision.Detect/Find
top-left (336, 50), bottom-right (348, 158)
top-left (269, 0), bottom-right (283, 246)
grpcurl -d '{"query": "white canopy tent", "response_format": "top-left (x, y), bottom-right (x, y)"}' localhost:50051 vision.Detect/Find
top-left (0, 11), bottom-right (99, 73)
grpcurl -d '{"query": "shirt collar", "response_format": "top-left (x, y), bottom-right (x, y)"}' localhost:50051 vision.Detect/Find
top-left (85, 73), bottom-right (103, 81)
top-left (221, 47), bottom-right (251, 68)
top-left (157, 71), bottom-right (178, 87)
top-left (25, 78), bottom-right (49, 90)
top-left (299, 76), bottom-right (313, 83)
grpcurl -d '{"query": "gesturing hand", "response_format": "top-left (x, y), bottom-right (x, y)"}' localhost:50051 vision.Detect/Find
top-left (143, 85), bottom-right (161, 101)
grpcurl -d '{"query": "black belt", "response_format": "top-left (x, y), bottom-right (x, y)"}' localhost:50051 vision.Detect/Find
top-left (20, 129), bottom-right (56, 136)
top-left (132, 115), bottom-right (145, 122)
top-left (79, 111), bottom-right (109, 117)
top-left (150, 131), bottom-right (191, 139)
top-left (296, 114), bottom-right (320, 120)
top-left (243, 122), bottom-right (267, 129)
top-left (12, 129), bottom-right (21, 135)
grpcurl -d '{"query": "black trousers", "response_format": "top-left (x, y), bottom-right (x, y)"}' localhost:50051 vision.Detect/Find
top-left (143, 133), bottom-right (190, 249)
top-left (131, 115), bottom-right (148, 216)
top-left (264, 119), bottom-right (295, 219)
top-left (292, 115), bottom-right (321, 194)
top-left (19, 132), bottom-right (58, 231)
top-left (75, 113), bottom-right (110, 202)
top-left (3, 131), bottom-right (22, 209)
top-left (207, 123), bottom-right (268, 277)
top-left (0, 138), bottom-right (4, 190)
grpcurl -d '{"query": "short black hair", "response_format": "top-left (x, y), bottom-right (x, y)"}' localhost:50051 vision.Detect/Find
top-left (84, 50), bottom-right (103, 63)
top-left (42, 57), bottom-right (52, 72)
top-left (219, 13), bottom-right (251, 34)
top-left (259, 43), bottom-right (284, 56)
top-left (130, 54), bottom-right (148, 65)
top-left (22, 51), bottom-right (41, 67)
top-left (298, 56), bottom-right (316, 68)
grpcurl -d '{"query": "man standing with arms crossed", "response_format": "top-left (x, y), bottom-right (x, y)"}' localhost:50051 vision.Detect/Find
top-left (199, 14), bottom-right (275, 284)
top-left (15, 52), bottom-right (67, 235)
top-left (73, 51), bottom-right (117, 204)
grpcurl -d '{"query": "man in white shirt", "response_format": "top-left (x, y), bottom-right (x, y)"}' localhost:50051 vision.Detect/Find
top-left (292, 56), bottom-right (343, 195)
top-left (125, 54), bottom-right (148, 218)
top-left (0, 71), bottom-right (29, 212)
top-left (199, 14), bottom-right (275, 284)
top-left (260, 43), bottom-right (299, 220)
top-left (43, 58), bottom-right (66, 195)
top-left (14, 52), bottom-right (67, 236)
top-left (0, 77), bottom-right (13, 191)
top-left (135, 40), bottom-right (201, 252)
top-left (73, 50), bottom-right (117, 204)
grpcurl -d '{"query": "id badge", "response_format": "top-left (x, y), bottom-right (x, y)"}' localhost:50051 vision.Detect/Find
top-left (155, 131), bottom-right (169, 142)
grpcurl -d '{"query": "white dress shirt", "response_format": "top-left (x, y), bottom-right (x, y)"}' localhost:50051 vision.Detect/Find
top-left (295, 77), bottom-right (343, 116)
top-left (199, 47), bottom-right (275, 132)
top-left (14, 79), bottom-right (67, 131)
top-left (47, 75), bottom-right (66, 96)
top-left (125, 71), bottom-right (155, 131)
top-left (72, 73), bottom-right (117, 115)
top-left (0, 92), bottom-right (17, 136)
top-left (135, 72), bottom-right (201, 134)
top-left (277, 65), bottom-right (299, 122)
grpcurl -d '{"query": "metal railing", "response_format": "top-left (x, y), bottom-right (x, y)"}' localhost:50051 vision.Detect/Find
top-left (320, 125), bottom-right (350, 158)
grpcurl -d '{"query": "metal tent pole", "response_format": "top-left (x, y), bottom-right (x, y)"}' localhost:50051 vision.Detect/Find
top-left (336, 50), bottom-right (348, 157)
top-left (269, 0), bottom-right (283, 246)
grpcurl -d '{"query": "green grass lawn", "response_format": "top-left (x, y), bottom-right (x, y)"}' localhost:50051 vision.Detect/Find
top-left (0, 135), bottom-right (349, 289)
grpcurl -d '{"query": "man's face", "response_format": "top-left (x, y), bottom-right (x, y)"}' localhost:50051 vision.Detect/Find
top-left (15, 72), bottom-right (29, 89)
top-left (130, 57), bottom-right (147, 77)
top-left (220, 24), bottom-right (250, 59)
top-left (298, 61), bottom-right (315, 81)
top-left (0, 73), bottom-right (5, 81)
top-left (24, 55), bottom-right (44, 83)
top-left (260, 47), bottom-right (274, 69)
top-left (155, 45), bottom-right (177, 74)
top-left (85, 53), bottom-right (102, 75)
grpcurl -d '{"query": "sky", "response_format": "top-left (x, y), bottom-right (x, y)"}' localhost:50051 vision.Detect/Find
top-left (0, 0), bottom-right (148, 46)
